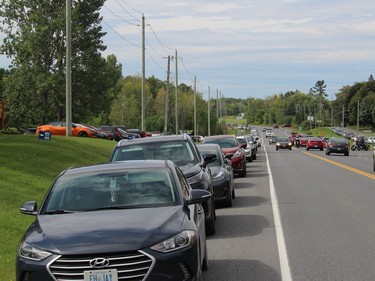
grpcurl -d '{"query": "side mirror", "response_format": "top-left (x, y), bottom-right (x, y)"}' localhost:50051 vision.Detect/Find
top-left (240, 143), bottom-right (247, 149)
top-left (20, 201), bottom-right (38, 216)
top-left (203, 153), bottom-right (217, 166)
top-left (225, 153), bottom-right (234, 159)
top-left (186, 190), bottom-right (211, 205)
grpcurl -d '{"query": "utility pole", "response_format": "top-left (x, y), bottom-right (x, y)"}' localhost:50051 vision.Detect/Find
top-left (65, 0), bottom-right (72, 136)
top-left (341, 105), bottom-right (345, 129)
top-left (163, 56), bottom-right (171, 135)
top-left (216, 89), bottom-right (219, 117)
top-left (175, 50), bottom-right (178, 134)
top-left (356, 100), bottom-right (360, 138)
top-left (194, 76), bottom-right (197, 137)
top-left (208, 86), bottom-right (211, 136)
top-left (141, 14), bottom-right (146, 131)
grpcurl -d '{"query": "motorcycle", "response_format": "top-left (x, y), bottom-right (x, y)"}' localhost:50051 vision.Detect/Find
top-left (351, 141), bottom-right (369, 151)
top-left (294, 138), bottom-right (300, 148)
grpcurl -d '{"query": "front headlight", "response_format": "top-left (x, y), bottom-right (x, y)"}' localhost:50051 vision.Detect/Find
top-left (232, 149), bottom-right (241, 158)
top-left (188, 171), bottom-right (203, 185)
top-left (213, 171), bottom-right (225, 181)
top-left (151, 230), bottom-right (197, 253)
top-left (19, 242), bottom-right (52, 261)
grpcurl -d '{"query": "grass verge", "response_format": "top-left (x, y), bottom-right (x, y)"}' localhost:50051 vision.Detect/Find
top-left (0, 135), bottom-right (116, 281)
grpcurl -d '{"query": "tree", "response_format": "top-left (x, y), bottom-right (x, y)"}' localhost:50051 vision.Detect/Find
top-left (0, 0), bottom-right (116, 129)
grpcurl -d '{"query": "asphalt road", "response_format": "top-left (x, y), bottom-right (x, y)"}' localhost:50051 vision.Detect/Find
top-left (203, 129), bottom-right (375, 281)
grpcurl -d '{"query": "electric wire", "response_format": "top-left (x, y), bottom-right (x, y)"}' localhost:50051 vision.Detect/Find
top-left (102, 19), bottom-right (140, 48)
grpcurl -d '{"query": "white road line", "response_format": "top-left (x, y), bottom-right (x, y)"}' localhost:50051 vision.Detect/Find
top-left (264, 145), bottom-right (293, 281)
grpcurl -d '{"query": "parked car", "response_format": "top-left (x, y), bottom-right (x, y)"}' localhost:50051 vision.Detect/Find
top-left (276, 137), bottom-right (292, 150)
top-left (325, 137), bottom-right (349, 156)
top-left (109, 134), bottom-right (217, 235)
top-left (98, 125), bottom-right (128, 141)
top-left (35, 121), bottom-right (97, 137)
top-left (197, 143), bottom-right (235, 207)
top-left (367, 136), bottom-right (375, 144)
top-left (236, 136), bottom-right (256, 162)
top-left (245, 135), bottom-right (258, 160)
top-left (16, 160), bottom-right (210, 281)
top-left (202, 135), bottom-right (247, 177)
top-left (265, 129), bottom-right (274, 138)
top-left (83, 124), bottom-right (114, 140)
top-left (306, 137), bottom-right (324, 151)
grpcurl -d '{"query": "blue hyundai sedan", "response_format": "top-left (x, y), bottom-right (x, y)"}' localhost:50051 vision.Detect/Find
top-left (16, 160), bottom-right (210, 281)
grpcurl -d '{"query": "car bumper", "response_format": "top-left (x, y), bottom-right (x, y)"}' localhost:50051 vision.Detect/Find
top-left (17, 244), bottom-right (202, 281)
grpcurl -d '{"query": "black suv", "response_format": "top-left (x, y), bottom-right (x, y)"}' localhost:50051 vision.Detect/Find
top-left (109, 134), bottom-right (217, 235)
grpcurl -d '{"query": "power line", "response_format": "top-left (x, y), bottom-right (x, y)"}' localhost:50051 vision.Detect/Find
top-left (102, 19), bottom-right (140, 48)
top-left (102, 4), bottom-right (139, 25)
top-left (113, 0), bottom-right (142, 22)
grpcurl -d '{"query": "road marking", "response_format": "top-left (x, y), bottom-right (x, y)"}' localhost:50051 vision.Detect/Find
top-left (302, 151), bottom-right (375, 180)
top-left (264, 146), bottom-right (293, 281)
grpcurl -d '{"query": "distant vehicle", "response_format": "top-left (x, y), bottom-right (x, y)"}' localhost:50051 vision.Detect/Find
top-left (35, 121), bottom-right (97, 137)
top-left (197, 143), bottom-right (235, 207)
top-left (367, 136), bottom-right (375, 144)
top-left (265, 130), bottom-right (274, 138)
top-left (236, 136), bottom-right (255, 162)
top-left (98, 125), bottom-right (127, 141)
top-left (202, 135), bottom-right (247, 177)
top-left (276, 137), bottom-right (292, 150)
top-left (269, 135), bottom-right (278, 145)
top-left (16, 160), bottom-right (210, 281)
top-left (273, 124), bottom-right (279, 128)
top-left (325, 137), bottom-right (349, 156)
top-left (306, 137), bottom-right (324, 151)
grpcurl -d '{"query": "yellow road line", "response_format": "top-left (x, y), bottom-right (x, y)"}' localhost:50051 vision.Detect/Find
top-left (302, 151), bottom-right (375, 180)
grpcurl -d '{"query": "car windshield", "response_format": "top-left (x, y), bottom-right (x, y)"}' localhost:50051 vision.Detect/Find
top-left (112, 141), bottom-right (196, 166)
top-left (204, 137), bottom-right (238, 148)
top-left (277, 138), bottom-right (289, 142)
top-left (42, 168), bottom-right (177, 213)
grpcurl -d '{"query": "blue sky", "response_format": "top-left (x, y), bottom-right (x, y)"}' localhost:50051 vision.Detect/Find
top-left (2, 0), bottom-right (375, 99)
top-left (99, 0), bottom-right (375, 99)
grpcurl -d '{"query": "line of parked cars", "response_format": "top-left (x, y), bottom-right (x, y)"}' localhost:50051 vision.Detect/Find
top-left (35, 121), bottom-right (150, 141)
top-left (17, 133), bottom-right (257, 281)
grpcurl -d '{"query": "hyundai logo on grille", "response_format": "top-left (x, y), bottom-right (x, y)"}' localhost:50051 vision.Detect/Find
top-left (89, 258), bottom-right (110, 268)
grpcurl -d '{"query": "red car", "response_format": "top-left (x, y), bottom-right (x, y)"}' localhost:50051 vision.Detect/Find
top-left (306, 137), bottom-right (324, 151)
top-left (202, 135), bottom-right (247, 177)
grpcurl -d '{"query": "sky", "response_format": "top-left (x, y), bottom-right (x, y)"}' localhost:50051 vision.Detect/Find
top-left (1, 0), bottom-right (375, 99)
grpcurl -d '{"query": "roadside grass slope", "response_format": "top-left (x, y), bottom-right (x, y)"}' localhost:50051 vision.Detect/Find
top-left (0, 135), bottom-right (116, 281)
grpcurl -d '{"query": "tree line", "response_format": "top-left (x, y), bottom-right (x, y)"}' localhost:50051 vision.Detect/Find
top-left (0, 1), bottom-right (374, 135)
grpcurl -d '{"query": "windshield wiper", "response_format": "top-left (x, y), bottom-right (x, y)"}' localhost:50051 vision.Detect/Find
top-left (44, 209), bottom-right (75, 215)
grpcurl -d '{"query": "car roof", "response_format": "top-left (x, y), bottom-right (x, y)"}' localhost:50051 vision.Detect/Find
top-left (62, 160), bottom-right (173, 176)
top-left (203, 134), bottom-right (236, 140)
top-left (197, 143), bottom-right (221, 150)
top-left (116, 134), bottom-right (191, 147)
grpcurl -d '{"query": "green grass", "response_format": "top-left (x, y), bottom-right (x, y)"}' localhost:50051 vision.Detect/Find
top-left (0, 135), bottom-right (116, 281)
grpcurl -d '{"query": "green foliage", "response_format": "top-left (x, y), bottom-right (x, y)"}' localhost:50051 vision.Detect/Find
top-left (0, 0), bottom-right (121, 129)
top-left (0, 134), bottom-right (115, 281)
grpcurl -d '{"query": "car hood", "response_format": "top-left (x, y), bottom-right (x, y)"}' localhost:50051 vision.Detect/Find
top-left (24, 207), bottom-right (186, 255)
top-left (222, 147), bottom-right (238, 155)
top-left (179, 163), bottom-right (201, 178)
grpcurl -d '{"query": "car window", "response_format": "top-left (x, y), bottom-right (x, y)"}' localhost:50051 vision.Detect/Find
top-left (175, 167), bottom-right (190, 199)
top-left (42, 168), bottom-right (177, 212)
top-left (113, 141), bottom-right (196, 165)
top-left (198, 148), bottom-right (222, 167)
top-left (204, 137), bottom-right (237, 148)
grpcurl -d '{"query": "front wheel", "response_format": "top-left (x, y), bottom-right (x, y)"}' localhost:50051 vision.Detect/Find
top-left (351, 145), bottom-right (356, 151)
top-left (78, 131), bottom-right (88, 137)
top-left (364, 145), bottom-right (369, 151)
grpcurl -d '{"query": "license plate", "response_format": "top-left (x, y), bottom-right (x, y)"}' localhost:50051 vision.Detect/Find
top-left (336, 148), bottom-right (342, 150)
top-left (84, 269), bottom-right (118, 281)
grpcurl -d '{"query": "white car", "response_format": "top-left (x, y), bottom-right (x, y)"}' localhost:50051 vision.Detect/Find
top-left (367, 136), bottom-right (375, 144)
top-left (265, 130), bottom-right (274, 138)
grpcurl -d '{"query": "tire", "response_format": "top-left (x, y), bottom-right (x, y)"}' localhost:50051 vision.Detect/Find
top-left (240, 161), bottom-right (247, 177)
top-left (232, 185), bottom-right (236, 200)
top-left (276, 147), bottom-right (279, 151)
top-left (289, 147), bottom-right (292, 150)
top-left (364, 145), bottom-right (369, 151)
top-left (351, 145), bottom-right (356, 151)
top-left (306, 146), bottom-right (309, 150)
top-left (202, 242), bottom-right (208, 271)
top-left (252, 153), bottom-right (257, 160)
top-left (326, 150), bottom-right (330, 155)
top-left (205, 201), bottom-right (216, 235)
top-left (345, 151), bottom-right (349, 156)
top-left (78, 131), bottom-right (88, 137)
top-left (225, 191), bottom-right (233, 207)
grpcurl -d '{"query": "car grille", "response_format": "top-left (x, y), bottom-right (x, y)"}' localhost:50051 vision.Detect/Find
top-left (48, 251), bottom-right (154, 281)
